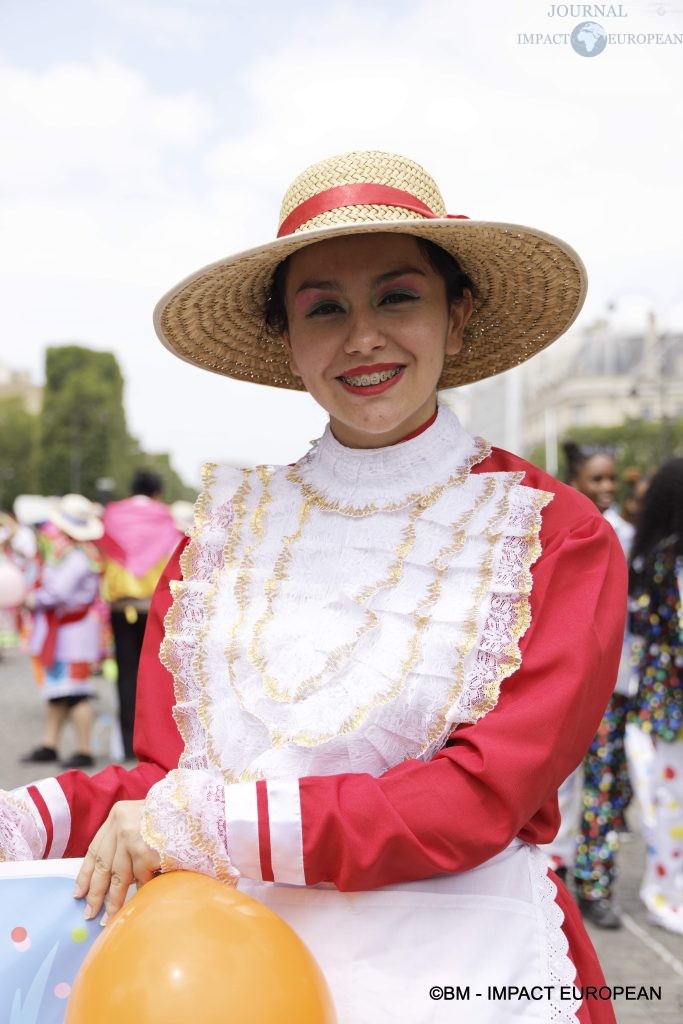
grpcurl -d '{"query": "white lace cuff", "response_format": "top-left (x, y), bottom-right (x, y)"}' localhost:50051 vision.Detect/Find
top-left (0, 790), bottom-right (43, 861)
top-left (141, 769), bottom-right (239, 885)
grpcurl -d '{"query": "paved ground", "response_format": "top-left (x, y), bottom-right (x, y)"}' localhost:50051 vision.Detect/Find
top-left (1, 646), bottom-right (682, 1022)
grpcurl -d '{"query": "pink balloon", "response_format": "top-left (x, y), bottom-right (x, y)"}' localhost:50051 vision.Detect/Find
top-left (0, 561), bottom-right (27, 609)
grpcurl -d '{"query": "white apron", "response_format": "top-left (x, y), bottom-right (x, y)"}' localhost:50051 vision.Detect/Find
top-left (238, 843), bottom-right (577, 1023)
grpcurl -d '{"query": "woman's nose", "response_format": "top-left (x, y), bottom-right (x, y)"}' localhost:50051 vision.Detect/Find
top-left (343, 310), bottom-right (386, 353)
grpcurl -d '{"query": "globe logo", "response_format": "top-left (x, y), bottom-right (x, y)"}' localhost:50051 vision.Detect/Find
top-left (570, 21), bottom-right (608, 57)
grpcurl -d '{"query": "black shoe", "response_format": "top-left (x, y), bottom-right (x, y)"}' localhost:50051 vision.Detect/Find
top-left (60, 753), bottom-right (95, 769)
top-left (20, 745), bottom-right (58, 763)
top-left (578, 897), bottom-right (622, 929)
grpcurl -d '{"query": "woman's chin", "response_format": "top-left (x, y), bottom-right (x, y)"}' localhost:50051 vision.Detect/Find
top-left (329, 411), bottom-right (426, 449)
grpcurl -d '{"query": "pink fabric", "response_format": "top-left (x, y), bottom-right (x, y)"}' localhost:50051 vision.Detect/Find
top-left (101, 497), bottom-right (181, 577)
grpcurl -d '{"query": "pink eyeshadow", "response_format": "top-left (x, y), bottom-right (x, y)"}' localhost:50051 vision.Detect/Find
top-left (294, 289), bottom-right (332, 314)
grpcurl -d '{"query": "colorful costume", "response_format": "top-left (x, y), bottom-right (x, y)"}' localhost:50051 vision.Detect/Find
top-left (2, 408), bottom-right (625, 1023)
top-left (28, 544), bottom-right (101, 701)
top-left (573, 693), bottom-right (631, 900)
top-left (629, 536), bottom-right (683, 932)
top-left (101, 495), bottom-right (181, 758)
top-left (573, 510), bottom-right (632, 906)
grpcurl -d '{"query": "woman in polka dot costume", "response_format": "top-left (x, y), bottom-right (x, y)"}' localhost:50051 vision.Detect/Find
top-left (562, 442), bottom-right (633, 929)
top-left (628, 457), bottom-right (683, 935)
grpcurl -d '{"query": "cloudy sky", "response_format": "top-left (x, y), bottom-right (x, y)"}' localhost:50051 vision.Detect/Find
top-left (2, 0), bottom-right (682, 485)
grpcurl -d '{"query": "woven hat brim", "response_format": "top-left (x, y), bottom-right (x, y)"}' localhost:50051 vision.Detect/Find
top-left (153, 219), bottom-right (587, 390)
top-left (49, 510), bottom-right (104, 542)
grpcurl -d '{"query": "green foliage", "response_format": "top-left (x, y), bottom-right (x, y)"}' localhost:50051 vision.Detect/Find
top-left (527, 417), bottom-right (683, 491)
top-left (0, 397), bottom-right (40, 509)
top-left (122, 440), bottom-right (197, 503)
top-left (37, 345), bottom-right (195, 503)
top-left (39, 346), bottom-right (129, 497)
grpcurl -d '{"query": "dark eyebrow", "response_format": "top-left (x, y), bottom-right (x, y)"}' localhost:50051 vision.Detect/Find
top-left (295, 279), bottom-right (341, 294)
top-left (374, 266), bottom-right (427, 285)
top-left (295, 266), bottom-right (427, 294)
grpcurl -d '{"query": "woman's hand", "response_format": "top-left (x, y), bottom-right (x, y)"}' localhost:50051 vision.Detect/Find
top-left (73, 800), bottom-right (160, 924)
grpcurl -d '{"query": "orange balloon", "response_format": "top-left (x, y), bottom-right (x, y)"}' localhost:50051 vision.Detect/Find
top-left (66, 872), bottom-right (337, 1024)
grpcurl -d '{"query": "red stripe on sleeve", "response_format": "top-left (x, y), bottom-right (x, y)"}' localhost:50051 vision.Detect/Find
top-left (27, 785), bottom-right (53, 859)
top-left (256, 779), bottom-right (274, 882)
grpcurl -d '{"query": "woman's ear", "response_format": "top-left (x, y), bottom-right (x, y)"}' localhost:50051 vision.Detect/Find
top-left (281, 330), bottom-right (302, 378)
top-left (445, 290), bottom-right (474, 356)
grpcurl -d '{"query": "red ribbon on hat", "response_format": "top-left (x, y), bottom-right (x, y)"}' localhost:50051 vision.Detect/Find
top-left (277, 183), bottom-right (469, 238)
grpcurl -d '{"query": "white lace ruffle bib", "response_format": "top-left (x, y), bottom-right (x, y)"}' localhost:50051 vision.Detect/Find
top-left (163, 407), bottom-right (553, 783)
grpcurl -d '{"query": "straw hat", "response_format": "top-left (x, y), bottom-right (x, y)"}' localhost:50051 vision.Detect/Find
top-left (154, 150), bottom-right (587, 390)
top-left (49, 494), bottom-right (104, 542)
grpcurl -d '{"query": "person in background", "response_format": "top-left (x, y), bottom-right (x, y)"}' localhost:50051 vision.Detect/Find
top-left (583, 452), bottom-right (634, 556)
top-left (563, 442), bottom-right (632, 928)
top-left (628, 457), bottom-right (683, 935)
top-left (20, 494), bottom-right (103, 770)
top-left (620, 467), bottom-right (650, 528)
top-left (100, 471), bottom-right (181, 760)
top-left (542, 443), bottom-right (630, 890)
top-left (614, 468), bottom-right (658, 876)
top-left (0, 512), bottom-right (28, 651)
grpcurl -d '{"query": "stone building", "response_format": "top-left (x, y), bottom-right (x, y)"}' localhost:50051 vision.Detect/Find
top-left (0, 364), bottom-right (42, 414)
top-left (456, 315), bottom-right (683, 471)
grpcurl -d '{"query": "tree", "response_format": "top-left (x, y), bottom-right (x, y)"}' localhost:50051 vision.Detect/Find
top-left (123, 440), bottom-right (197, 504)
top-left (39, 346), bottom-right (130, 498)
top-left (37, 345), bottom-right (196, 503)
top-left (0, 396), bottom-right (39, 509)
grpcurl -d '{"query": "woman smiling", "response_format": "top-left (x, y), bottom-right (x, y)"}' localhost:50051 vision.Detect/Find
top-left (1, 151), bottom-right (624, 1024)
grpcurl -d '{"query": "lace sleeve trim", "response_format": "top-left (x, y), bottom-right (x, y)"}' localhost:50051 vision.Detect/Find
top-left (159, 462), bottom-right (241, 773)
top-left (0, 790), bottom-right (44, 861)
top-left (451, 483), bottom-right (554, 724)
top-left (141, 769), bottom-right (239, 885)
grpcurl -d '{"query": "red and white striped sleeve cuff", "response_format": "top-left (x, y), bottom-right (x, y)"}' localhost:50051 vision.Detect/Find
top-left (11, 778), bottom-right (72, 859)
top-left (225, 779), bottom-right (305, 886)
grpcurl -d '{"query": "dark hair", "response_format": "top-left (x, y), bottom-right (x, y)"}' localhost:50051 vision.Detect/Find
top-left (562, 441), bottom-right (616, 485)
top-left (130, 469), bottom-right (163, 498)
top-left (264, 237), bottom-right (477, 335)
top-left (629, 457), bottom-right (683, 572)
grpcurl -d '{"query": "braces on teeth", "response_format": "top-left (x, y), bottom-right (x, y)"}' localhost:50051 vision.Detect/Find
top-left (341, 367), bottom-right (402, 386)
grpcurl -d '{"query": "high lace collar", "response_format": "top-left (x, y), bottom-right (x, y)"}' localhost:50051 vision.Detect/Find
top-left (288, 405), bottom-right (490, 515)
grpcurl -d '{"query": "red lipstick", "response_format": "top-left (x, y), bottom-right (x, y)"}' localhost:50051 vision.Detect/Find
top-left (340, 362), bottom-right (404, 376)
top-left (337, 363), bottom-right (405, 396)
